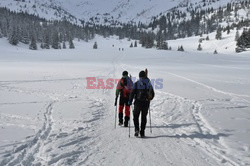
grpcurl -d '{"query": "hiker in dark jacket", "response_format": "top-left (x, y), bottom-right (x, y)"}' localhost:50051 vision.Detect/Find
top-left (115, 71), bottom-right (133, 127)
top-left (128, 71), bottom-right (154, 137)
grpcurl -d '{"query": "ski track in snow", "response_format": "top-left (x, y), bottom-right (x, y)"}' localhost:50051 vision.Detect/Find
top-left (0, 51), bottom-right (124, 165)
top-left (1, 101), bottom-right (55, 166)
top-left (0, 78), bottom-right (107, 165)
top-left (154, 90), bottom-right (240, 166)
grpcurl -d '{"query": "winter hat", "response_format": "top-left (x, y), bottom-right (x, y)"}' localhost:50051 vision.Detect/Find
top-left (139, 71), bottom-right (146, 78)
top-left (122, 71), bottom-right (128, 76)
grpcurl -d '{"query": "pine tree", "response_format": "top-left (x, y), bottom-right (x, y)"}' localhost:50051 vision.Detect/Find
top-left (206, 36), bottom-right (210, 40)
top-left (197, 43), bottom-right (202, 51)
top-left (146, 36), bottom-right (154, 48)
top-left (44, 31), bottom-right (50, 49)
top-left (235, 30), bottom-right (240, 41)
top-left (226, 25), bottom-right (230, 34)
top-left (130, 42), bottom-right (133, 48)
top-left (20, 28), bottom-right (29, 44)
top-left (69, 38), bottom-right (75, 49)
top-left (29, 35), bottom-right (37, 50)
top-left (40, 43), bottom-right (44, 49)
top-left (236, 29), bottom-right (250, 53)
top-left (216, 27), bottom-right (222, 40)
top-left (162, 42), bottom-right (168, 50)
top-left (180, 45), bottom-right (184, 51)
top-left (178, 45), bottom-right (184, 51)
top-left (156, 30), bottom-right (163, 49)
top-left (9, 26), bottom-right (19, 45)
top-left (93, 42), bottom-right (98, 49)
top-left (134, 41), bottom-right (137, 47)
top-left (63, 41), bottom-right (66, 49)
top-left (52, 32), bottom-right (59, 49)
top-left (214, 49), bottom-right (218, 54)
top-left (0, 29), bottom-right (3, 38)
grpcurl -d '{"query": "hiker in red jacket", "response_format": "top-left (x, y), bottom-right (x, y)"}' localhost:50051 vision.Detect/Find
top-left (115, 71), bottom-right (133, 127)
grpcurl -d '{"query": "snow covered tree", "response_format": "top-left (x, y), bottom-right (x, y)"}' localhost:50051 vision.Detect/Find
top-left (29, 35), bottom-right (37, 50)
top-left (140, 33), bottom-right (154, 49)
top-left (216, 27), bottom-right (222, 40)
top-left (9, 26), bottom-right (19, 45)
top-left (226, 25), bottom-right (230, 34)
top-left (197, 43), bottom-right (202, 51)
top-left (0, 29), bottom-right (2, 38)
top-left (236, 29), bottom-right (250, 53)
top-left (40, 43), bottom-right (44, 49)
top-left (63, 41), bottom-right (66, 49)
top-left (44, 31), bottom-right (50, 49)
top-left (93, 42), bottom-right (98, 49)
top-left (178, 45), bottom-right (184, 51)
top-left (235, 30), bottom-right (240, 41)
top-left (134, 41), bottom-right (137, 47)
top-left (162, 42), bottom-right (168, 50)
top-left (156, 30), bottom-right (164, 49)
top-left (52, 32), bottom-right (59, 49)
top-left (20, 28), bottom-right (29, 44)
top-left (130, 42), bottom-right (133, 48)
top-left (69, 38), bottom-right (75, 49)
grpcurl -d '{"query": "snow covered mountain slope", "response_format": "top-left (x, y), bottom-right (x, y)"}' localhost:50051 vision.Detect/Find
top-left (0, 0), bottom-right (246, 23)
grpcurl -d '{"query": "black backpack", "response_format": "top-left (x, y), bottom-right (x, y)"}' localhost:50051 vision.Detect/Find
top-left (136, 80), bottom-right (154, 102)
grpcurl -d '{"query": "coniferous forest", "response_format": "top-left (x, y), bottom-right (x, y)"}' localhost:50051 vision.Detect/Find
top-left (0, 0), bottom-right (250, 52)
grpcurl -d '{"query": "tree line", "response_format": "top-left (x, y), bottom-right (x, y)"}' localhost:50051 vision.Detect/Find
top-left (0, 0), bottom-right (250, 52)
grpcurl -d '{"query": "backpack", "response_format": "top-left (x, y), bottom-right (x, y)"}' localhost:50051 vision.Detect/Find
top-left (120, 77), bottom-right (132, 98)
top-left (136, 80), bottom-right (154, 102)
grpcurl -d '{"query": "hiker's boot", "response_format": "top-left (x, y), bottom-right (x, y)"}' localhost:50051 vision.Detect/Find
top-left (124, 116), bottom-right (130, 127)
top-left (118, 112), bottom-right (123, 125)
top-left (134, 130), bottom-right (139, 137)
top-left (140, 130), bottom-right (145, 138)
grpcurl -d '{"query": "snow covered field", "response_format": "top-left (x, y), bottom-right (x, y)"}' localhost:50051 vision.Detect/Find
top-left (0, 37), bottom-right (250, 166)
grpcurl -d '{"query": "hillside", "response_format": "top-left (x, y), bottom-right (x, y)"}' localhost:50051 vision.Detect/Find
top-left (0, 0), bottom-right (248, 24)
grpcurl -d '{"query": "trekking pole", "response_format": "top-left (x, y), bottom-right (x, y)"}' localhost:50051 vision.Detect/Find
top-left (115, 105), bottom-right (117, 129)
top-left (149, 106), bottom-right (152, 133)
top-left (129, 105), bottom-right (132, 138)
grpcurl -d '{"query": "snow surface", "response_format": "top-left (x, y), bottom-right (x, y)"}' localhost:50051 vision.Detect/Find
top-left (0, 36), bottom-right (250, 165)
top-left (168, 28), bottom-right (246, 54)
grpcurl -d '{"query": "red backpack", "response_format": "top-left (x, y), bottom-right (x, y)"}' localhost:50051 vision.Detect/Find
top-left (120, 77), bottom-right (132, 98)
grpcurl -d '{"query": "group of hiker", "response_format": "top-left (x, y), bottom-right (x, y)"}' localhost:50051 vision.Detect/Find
top-left (115, 70), bottom-right (155, 138)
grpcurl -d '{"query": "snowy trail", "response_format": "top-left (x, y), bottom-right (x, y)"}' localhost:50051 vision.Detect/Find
top-left (0, 65), bottom-right (248, 166)
top-left (0, 71), bottom-right (245, 165)
top-left (1, 44), bottom-right (250, 165)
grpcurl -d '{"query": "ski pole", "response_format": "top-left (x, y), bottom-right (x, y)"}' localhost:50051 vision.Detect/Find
top-left (129, 105), bottom-right (132, 138)
top-left (149, 106), bottom-right (152, 133)
top-left (115, 105), bottom-right (117, 129)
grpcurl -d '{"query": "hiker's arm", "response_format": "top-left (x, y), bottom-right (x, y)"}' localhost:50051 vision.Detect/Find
top-left (115, 80), bottom-right (121, 97)
top-left (129, 82), bottom-right (136, 104)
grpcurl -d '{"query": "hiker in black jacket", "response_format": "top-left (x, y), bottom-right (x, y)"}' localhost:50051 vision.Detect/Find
top-left (128, 71), bottom-right (154, 137)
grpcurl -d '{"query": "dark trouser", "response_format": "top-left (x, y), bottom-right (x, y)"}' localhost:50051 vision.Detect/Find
top-left (119, 97), bottom-right (130, 125)
top-left (133, 102), bottom-right (149, 132)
